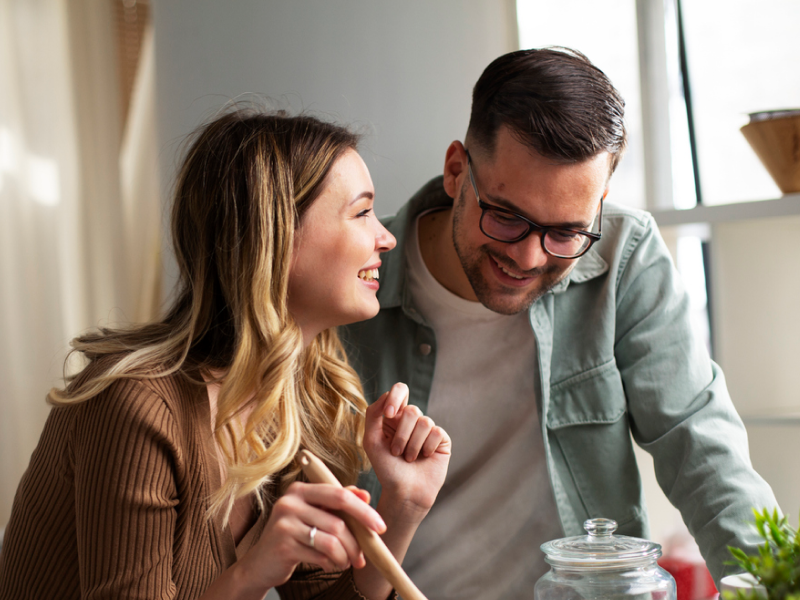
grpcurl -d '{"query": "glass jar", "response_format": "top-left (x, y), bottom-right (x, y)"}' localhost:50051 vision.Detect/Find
top-left (535, 518), bottom-right (676, 600)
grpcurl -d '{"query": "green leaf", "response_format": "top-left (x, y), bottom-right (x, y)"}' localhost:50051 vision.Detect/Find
top-left (728, 507), bottom-right (800, 600)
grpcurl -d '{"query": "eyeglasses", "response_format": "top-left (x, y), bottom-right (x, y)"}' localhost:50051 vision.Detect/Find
top-left (465, 150), bottom-right (603, 260)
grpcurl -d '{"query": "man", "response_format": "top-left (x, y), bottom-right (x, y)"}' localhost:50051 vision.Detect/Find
top-left (342, 47), bottom-right (777, 599)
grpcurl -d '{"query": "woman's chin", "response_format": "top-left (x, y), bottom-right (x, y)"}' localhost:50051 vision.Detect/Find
top-left (337, 301), bottom-right (381, 328)
top-left (362, 297), bottom-right (382, 321)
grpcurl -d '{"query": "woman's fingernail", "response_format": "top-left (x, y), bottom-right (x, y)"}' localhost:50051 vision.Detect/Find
top-left (385, 405), bottom-right (395, 418)
top-left (376, 516), bottom-right (386, 531)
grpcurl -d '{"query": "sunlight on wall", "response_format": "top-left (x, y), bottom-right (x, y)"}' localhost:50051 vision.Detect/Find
top-left (0, 128), bottom-right (60, 206)
top-left (25, 154), bottom-right (60, 206)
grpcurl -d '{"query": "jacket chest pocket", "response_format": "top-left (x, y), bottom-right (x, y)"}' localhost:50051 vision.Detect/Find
top-left (546, 359), bottom-right (646, 536)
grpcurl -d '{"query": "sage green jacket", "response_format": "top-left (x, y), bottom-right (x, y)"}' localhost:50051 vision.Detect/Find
top-left (341, 177), bottom-right (777, 583)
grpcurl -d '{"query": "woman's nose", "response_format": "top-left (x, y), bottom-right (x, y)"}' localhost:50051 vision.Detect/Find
top-left (375, 221), bottom-right (396, 252)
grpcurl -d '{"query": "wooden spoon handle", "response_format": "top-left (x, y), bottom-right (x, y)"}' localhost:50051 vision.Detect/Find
top-left (298, 449), bottom-right (429, 600)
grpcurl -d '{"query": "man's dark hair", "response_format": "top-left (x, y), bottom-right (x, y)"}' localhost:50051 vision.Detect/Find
top-left (467, 47), bottom-right (627, 173)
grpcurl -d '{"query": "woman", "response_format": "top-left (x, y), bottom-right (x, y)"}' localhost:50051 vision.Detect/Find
top-left (0, 109), bottom-right (451, 600)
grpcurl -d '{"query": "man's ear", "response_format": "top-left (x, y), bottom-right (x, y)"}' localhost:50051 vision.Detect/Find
top-left (442, 141), bottom-right (467, 199)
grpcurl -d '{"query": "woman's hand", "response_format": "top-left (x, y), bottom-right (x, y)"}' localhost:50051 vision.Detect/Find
top-left (363, 382), bottom-right (451, 524)
top-left (237, 481), bottom-right (386, 592)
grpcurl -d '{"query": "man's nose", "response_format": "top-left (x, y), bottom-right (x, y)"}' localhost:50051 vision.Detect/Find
top-left (504, 231), bottom-right (549, 271)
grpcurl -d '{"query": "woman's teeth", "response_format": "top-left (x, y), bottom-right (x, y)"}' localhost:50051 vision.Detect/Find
top-left (358, 268), bottom-right (379, 281)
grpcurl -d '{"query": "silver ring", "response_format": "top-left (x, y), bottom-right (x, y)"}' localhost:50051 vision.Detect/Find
top-left (308, 526), bottom-right (318, 549)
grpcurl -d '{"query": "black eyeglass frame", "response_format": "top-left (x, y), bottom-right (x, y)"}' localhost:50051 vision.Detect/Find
top-left (465, 149), bottom-right (603, 260)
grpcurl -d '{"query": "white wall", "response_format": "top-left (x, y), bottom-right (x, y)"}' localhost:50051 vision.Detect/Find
top-left (152, 0), bottom-right (517, 292)
top-left (711, 215), bottom-right (800, 522)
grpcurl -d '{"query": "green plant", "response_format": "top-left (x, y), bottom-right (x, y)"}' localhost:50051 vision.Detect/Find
top-left (725, 508), bottom-right (800, 600)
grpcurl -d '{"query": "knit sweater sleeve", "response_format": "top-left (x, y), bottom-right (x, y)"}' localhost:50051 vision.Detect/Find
top-left (279, 565), bottom-right (397, 600)
top-left (72, 378), bottom-right (180, 600)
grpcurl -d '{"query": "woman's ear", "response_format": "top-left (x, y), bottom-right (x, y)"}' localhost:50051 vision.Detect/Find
top-left (442, 141), bottom-right (467, 199)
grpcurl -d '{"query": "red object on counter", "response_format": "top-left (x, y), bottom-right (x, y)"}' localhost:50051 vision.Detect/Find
top-left (659, 556), bottom-right (718, 600)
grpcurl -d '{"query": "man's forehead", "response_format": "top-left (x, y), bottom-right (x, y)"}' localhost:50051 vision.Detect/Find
top-left (487, 129), bottom-right (612, 170)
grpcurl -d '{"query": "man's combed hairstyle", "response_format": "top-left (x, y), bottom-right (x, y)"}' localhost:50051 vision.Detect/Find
top-left (49, 108), bottom-right (369, 524)
top-left (467, 47), bottom-right (627, 173)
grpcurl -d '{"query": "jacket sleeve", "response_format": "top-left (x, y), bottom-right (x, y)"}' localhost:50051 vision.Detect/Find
top-left (72, 379), bottom-right (181, 599)
top-left (613, 215), bottom-right (778, 584)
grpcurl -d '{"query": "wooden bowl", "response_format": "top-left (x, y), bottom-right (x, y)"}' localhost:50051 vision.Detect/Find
top-left (740, 112), bottom-right (800, 194)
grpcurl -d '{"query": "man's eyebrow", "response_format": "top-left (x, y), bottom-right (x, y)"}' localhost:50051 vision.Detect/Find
top-left (348, 191), bottom-right (374, 206)
top-left (484, 192), bottom-right (592, 230)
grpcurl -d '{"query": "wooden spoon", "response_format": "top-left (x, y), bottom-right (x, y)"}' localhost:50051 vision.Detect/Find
top-left (298, 449), bottom-right (429, 600)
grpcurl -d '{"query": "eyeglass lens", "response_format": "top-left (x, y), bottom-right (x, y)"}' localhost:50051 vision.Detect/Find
top-left (480, 210), bottom-right (592, 257)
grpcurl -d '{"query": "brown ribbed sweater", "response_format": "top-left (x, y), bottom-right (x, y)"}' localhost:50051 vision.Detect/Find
top-left (0, 368), bottom-right (368, 599)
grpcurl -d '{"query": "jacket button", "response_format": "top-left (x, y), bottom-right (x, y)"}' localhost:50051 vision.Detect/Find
top-left (419, 343), bottom-right (432, 356)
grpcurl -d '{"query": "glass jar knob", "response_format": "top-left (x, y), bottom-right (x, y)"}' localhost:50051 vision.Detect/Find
top-left (584, 518), bottom-right (618, 537)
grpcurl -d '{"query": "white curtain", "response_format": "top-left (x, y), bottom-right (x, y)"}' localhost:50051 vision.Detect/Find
top-left (0, 0), bottom-right (161, 529)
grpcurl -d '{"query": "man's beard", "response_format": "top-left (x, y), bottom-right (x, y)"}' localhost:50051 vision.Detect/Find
top-left (451, 184), bottom-right (574, 316)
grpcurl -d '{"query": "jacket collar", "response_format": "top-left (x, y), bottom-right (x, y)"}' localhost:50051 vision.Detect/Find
top-left (549, 247), bottom-right (608, 294)
top-left (377, 176), bottom-right (609, 307)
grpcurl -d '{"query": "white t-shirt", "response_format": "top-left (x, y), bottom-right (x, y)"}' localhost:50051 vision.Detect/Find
top-left (403, 211), bottom-right (563, 600)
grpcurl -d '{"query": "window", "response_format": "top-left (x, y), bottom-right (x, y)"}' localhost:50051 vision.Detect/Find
top-left (517, 0), bottom-right (646, 210)
top-left (682, 0), bottom-right (800, 205)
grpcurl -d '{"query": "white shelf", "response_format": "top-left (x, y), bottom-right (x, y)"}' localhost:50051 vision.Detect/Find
top-left (651, 193), bottom-right (800, 227)
top-left (740, 411), bottom-right (800, 426)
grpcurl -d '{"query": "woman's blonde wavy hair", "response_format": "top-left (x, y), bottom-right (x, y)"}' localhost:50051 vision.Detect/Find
top-left (49, 108), bottom-right (369, 524)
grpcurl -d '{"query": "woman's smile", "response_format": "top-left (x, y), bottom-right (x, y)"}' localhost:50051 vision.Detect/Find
top-left (288, 149), bottom-right (396, 344)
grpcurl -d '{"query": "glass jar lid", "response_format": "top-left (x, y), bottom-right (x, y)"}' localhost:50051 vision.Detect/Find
top-left (541, 518), bottom-right (662, 568)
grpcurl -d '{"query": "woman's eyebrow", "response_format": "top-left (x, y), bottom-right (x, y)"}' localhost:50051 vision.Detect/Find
top-left (349, 191), bottom-right (374, 206)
